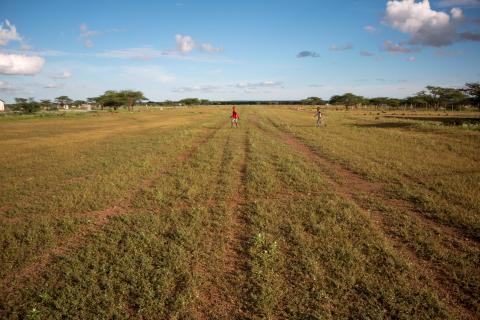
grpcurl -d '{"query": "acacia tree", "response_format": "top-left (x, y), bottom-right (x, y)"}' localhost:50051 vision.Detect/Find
top-left (96, 91), bottom-right (123, 110)
top-left (119, 90), bottom-right (147, 111)
top-left (426, 86), bottom-right (468, 110)
top-left (40, 99), bottom-right (54, 110)
top-left (14, 98), bottom-right (41, 113)
top-left (464, 82), bottom-right (480, 110)
top-left (301, 97), bottom-right (326, 105)
top-left (55, 95), bottom-right (73, 109)
top-left (179, 98), bottom-right (200, 106)
top-left (330, 93), bottom-right (365, 109)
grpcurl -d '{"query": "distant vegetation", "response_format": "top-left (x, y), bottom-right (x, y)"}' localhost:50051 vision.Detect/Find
top-left (3, 82), bottom-right (479, 114)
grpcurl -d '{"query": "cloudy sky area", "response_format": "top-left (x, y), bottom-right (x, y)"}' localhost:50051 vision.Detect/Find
top-left (0, 0), bottom-right (479, 102)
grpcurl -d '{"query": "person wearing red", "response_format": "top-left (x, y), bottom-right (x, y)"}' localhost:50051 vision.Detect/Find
top-left (231, 106), bottom-right (239, 128)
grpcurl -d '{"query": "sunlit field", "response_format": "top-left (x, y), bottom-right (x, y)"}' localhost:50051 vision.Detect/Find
top-left (1, 107), bottom-right (479, 319)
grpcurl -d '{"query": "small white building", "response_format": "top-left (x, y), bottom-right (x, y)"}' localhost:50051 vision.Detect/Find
top-left (79, 104), bottom-right (92, 111)
top-left (0, 99), bottom-right (5, 112)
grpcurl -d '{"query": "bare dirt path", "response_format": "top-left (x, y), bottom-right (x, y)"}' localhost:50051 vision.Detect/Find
top-left (0, 125), bottom-right (224, 299)
top-left (257, 117), bottom-right (478, 320)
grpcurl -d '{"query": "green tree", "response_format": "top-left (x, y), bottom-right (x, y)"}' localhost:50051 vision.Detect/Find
top-left (464, 82), bottom-right (480, 110)
top-left (330, 93), bottom-right (365, 109)
top-left (15, 98), bottom-right (41, 114)
top-left (118, 90), bottom-right (147, 111)
top-left (40, 99), bottom-right (54, 110)
top-left (301, 97), bottom-right (326, 105)
top-left (96, 91), bottom-right (123, 110)
top-left (73, 100), bottom-right (86, 107)
top-left (179, 98), bottom-right (200, 106)
top-left (404, 91), bottom-right (432, 109)
top-left (426, 86), bottom-right (468, 110)
top-left (55, 96), bottom-right (73, 109)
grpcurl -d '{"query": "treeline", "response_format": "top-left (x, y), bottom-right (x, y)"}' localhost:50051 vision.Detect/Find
top-left (7, 90), bottom-right (147, 113)
top-left (5, 82), bottom-right (480, 114)
top-left (301, 82), bottom-right (480, 111)
top-left (156, 82), bottom-right (480, 110)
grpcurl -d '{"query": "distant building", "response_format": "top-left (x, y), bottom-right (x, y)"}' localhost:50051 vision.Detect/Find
top-left (79, 104), bottom-right (92, 111)
top-left (0, 99), bottom-right (5, 111)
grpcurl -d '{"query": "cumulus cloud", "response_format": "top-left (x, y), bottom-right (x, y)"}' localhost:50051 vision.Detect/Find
top-left (175, 34), bottom-right (195, 53)
top-left (0, 53), bottom-right (44, 75)
top-left (199, 43), bottom-right (223, 53)
top-left (384, 0), bottom-right (480, 47)
top-left (383, 40), bottom-right (413, 53)
top-left (297, 50), bottom-right (320, 58)
top-left (0, 20), bottom-right (22, 46)
top-left (330, 43), bottom-right (353, 51)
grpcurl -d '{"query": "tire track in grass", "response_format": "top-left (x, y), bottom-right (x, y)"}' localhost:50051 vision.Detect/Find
top-left (257, 116), bottom-right (478, 320)
top-left (194, 126), bottom-right (251, 319)
top-left (0, 124), bottom-right (224, 299)
top-left (266, 116), bottom-right (480, 248)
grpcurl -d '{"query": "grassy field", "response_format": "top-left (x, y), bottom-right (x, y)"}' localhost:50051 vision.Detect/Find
top-left (0, 107), bottom-right (479, 319)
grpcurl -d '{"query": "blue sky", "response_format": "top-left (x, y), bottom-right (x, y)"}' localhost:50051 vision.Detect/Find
top-left (0, 0), bottom-right (479, 102)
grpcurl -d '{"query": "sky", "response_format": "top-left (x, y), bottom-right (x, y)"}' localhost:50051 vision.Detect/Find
top-left (0, 0), bottom-right (480, 103)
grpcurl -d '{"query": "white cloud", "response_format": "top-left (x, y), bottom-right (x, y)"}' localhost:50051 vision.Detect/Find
top-left (175, 34), bottom-right (195, 53)
top-left (406, 56), bottom-right (416, 62)
top-left (0, 20), bottom-right (22, 46)
top-left (384, 0), bottom-right (479, 46)
top-left (383, 40), bottom-right (413, 53)
top-left (450, 7), bottom-right (464, 19)
top-left (199, 43), bottom-right (223, 53)
top-left (385, 0), bottom-right (455, 46)
top-left (0, 53), bottom-right (44, 75)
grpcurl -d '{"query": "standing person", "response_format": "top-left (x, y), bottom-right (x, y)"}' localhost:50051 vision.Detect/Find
top-left (231, 106), bottom-right (239, 128)
top-left (314, 107), bottom-right (323, 127)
